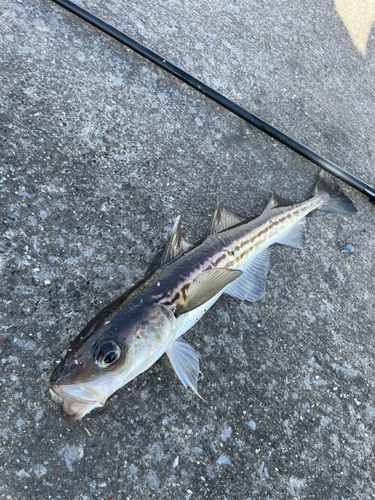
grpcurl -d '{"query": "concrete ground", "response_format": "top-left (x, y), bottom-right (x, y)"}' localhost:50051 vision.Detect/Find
top-left (1, 0), bottom-right (375, 499)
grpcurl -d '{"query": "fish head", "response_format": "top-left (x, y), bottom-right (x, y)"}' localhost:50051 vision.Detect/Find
top-left (49, 301), bottom-right (176, 420)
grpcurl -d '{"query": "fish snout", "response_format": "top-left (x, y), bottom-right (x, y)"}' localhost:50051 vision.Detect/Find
top-left (49, 355), bottom-right (92, 386)
top-left (48, 382), bottom-right (104, 420)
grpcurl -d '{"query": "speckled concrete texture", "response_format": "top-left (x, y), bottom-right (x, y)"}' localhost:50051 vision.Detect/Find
top-left (1, 0), bottom-right (375, 499)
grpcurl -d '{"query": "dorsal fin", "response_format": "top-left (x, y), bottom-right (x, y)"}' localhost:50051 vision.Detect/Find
top-left (145, 248), bottom-right (164, 275)
top-left (207, 204), bottom-right (246, 236)
top-left (265, 193), bottom-right (296, 211)
top-left (160, 216), bottom-right (190, 267)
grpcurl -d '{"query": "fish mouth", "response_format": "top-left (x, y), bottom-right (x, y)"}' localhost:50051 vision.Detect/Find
top-left (49, 383), bottom-right (104, 421)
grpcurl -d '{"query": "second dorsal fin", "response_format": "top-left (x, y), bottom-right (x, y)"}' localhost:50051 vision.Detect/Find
top-left (160, 216), bottom-right (190, 267)
top-left (207, 204), bottom-right (246, 236)
top-left (265, 193), bottom-right (296, 211)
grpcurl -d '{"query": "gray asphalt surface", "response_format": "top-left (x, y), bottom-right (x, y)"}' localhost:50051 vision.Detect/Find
top-left (1, 0), bottom-right (375, 499)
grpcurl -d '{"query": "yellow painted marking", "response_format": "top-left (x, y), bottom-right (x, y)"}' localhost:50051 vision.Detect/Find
top-left (334, 0), bottom-right (375, 55)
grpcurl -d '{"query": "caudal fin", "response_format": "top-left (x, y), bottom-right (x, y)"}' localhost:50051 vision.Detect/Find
top-left (314, 170), bottom-right (357, 215)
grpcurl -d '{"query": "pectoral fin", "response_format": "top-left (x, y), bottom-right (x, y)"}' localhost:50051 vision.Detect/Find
top-left (166, 338), bottom-right (202, 398)
top-left (178, 268), bottom-right (242, 315)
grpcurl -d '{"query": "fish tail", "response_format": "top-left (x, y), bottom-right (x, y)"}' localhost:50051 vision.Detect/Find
top-left (314, 170), bottom-right (357, 215)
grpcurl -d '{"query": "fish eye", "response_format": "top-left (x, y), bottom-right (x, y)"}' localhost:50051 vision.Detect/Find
top-left (94, 341), bottom-right (122, 369)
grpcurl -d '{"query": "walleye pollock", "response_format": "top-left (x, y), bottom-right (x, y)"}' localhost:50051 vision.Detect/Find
top-left (49, 171), bottom-right (356, 420)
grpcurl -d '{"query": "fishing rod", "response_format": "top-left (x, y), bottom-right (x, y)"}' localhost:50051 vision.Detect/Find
top-left (49, 0), bottom-right (375, 205)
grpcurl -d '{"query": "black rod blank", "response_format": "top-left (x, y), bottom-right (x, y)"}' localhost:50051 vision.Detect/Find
top-left (50, 0), bottom-right (375, 204)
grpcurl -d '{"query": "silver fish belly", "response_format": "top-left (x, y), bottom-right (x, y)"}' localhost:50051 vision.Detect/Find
top-left (48, 171), bottom-right (355, 420)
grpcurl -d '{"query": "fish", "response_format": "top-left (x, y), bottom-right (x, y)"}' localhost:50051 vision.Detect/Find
top-left (48, 171), bottom-right (356, 420)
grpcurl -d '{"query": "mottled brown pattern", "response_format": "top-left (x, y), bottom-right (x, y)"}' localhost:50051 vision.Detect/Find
top-left (212, 253), bottom-right (226, 267)
top-left (160, 204), bottom-right (313, 312)
top-left (230, 211), bottom-right (306, 266)
top-left (162, 291), bottom-right (181, 306)
top-left (181, 283), bottom-right (189, 299)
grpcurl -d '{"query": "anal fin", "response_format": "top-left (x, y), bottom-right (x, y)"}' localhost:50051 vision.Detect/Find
top-left (225, 247), bottom-right (270, 302)
top-left (276, 218), bottom-right (306, 249)
top-left (166, 338), bottom-right (203, 399)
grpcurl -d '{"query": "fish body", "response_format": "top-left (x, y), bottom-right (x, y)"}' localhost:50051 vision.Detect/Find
top-left (49, 172), bottom-right (355, 420)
